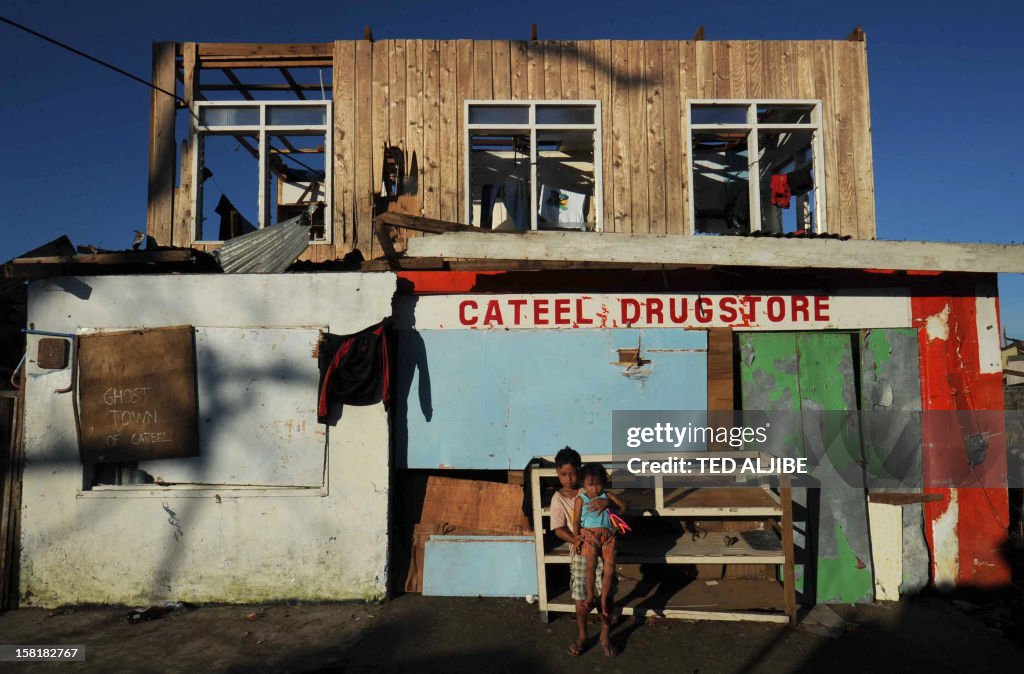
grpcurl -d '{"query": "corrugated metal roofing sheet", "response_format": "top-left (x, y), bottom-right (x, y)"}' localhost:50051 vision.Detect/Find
top-left (212, 207), bottom-right (316, 273)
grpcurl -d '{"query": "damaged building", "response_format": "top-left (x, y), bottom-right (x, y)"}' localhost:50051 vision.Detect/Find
top-left (2, 32), bottom-right (1023, 623)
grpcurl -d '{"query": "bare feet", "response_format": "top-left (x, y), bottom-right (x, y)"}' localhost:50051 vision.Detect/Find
top-left (601, 640), bottom-right (619, 657)
top-left (568, 639), bottom-right (584, 657)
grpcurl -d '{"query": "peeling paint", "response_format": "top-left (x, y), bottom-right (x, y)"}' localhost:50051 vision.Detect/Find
top-left (875, 381), bottom-right (894, 407)
top-left (925, 305), bottom-right (951, 341)
top-left (932, 489), bottom-right (960, 591)
top-left (974, 294), bottom-right (1001, 374)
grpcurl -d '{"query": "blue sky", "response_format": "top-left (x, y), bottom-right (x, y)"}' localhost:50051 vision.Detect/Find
top-left (1, 0), bottom-right (1022, 336)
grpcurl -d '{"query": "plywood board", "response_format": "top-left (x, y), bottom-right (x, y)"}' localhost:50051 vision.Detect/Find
top-left (77, 326), bottom-right (198, 463)
top-left (419, 475), bottom-right (532, 533)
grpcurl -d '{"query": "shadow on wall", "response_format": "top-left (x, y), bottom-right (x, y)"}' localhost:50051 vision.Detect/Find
top-left (393, 295), bottom-right (432, 469)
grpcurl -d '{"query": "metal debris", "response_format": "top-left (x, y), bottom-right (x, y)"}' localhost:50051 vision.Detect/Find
top-left (212, 205), bottom-right (318, 273)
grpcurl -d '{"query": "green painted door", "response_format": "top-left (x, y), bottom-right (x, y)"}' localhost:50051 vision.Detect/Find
top-left (739, 332), bottom-right (874, 604)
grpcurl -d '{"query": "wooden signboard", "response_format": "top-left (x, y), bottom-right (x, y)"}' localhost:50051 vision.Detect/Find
top-left (76, 326), bottom-right (199, 463)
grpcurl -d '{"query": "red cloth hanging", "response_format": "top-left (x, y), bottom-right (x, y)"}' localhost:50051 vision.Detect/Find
top-left (771, 174), bottom-right (791, 208)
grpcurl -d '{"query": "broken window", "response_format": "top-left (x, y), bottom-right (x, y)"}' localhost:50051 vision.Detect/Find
top-left (466, 101), bottom-right (602, 231)
top-left (193, 101), bottom-right (332, 243)
top-left (689, 101), bottom-right (825, 234)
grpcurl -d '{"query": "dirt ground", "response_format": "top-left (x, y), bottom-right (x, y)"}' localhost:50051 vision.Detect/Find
top-left (0, 593), bottom-right (1022, 673)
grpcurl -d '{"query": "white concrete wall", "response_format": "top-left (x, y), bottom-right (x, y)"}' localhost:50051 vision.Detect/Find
top-left (20, 273), bottom-right (396, 607)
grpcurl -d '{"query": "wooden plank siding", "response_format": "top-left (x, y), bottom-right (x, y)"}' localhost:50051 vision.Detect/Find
top-left (157, 39), bottom-right (876, 258)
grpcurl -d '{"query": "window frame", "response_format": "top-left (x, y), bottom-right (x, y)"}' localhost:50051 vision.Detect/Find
top-left (191, 100), bottom-right (333, 244)
top-left (686, 99), bottom-right (826, 234)
top-left (81, 324), bottom-right (329, 495)
top-left (464, 100), bottom-right (603, 232)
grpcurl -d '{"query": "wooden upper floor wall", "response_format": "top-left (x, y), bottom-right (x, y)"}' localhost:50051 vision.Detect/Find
top-left (147, 39), bottom-right (875, 261)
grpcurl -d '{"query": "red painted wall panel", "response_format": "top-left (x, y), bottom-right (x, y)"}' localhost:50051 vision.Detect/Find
top-left (913, 292), bottom-right (1010, 589)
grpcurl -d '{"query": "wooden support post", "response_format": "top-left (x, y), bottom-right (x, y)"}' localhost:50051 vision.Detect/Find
top-left (781, 474), bottom-right (797, 625)
top-left (147, 41), bottom-right (177, 247)
top-left (530, 463), bottom-right (548, 620)
top-left (173, 42), bottom-right (198, 248)
top-left (373, 218), bottom-right (401, 270)
top-left (0, 383), bottom-right (25, 608)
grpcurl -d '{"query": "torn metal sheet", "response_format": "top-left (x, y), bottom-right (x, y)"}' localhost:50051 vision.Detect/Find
top-left (212, 206), bottom-right (316, 273)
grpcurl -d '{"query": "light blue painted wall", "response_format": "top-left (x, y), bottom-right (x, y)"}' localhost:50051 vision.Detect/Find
top-left (397, 328), bottom-right (707, 469)
top-left (422, 536), bottom-right (538, 597)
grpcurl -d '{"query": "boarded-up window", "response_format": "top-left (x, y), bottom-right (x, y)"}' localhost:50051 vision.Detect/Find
top-left (77, 326), bottom-right (199, 463)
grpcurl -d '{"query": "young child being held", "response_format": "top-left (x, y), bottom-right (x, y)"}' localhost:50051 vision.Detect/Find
top-left (572, 462), bottom-right (626, 638)
top-left (548, 449), bottom-right (622, 657)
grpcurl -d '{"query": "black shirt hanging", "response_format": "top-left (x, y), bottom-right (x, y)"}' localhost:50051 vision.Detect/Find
top-left (317, 321), bottom-right (390, 423)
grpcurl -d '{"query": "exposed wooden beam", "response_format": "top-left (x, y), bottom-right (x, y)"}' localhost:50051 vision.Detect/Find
top-left (173, 41), bottom-right (200, 248)
top-left (405, 231), bottom-right (1024, 274)
top-left (363, 25), bottom-right (373, 42)
top-left (279, 67), bottom-right (308, 100)
top-left (200, 83), bottom-right (327, 92)
top-left (11, 250), bottom-right (198, 266)
top-left (199, 59), bottom-right (332, 69)
top-left (197, 43), bottom-right (333, 58)
top-left (222, 68), bottom-right (254, 100)
top-left (270, 147), bottom-right (323, 155)
top-left (376, 211), bottom-right (507, 235)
